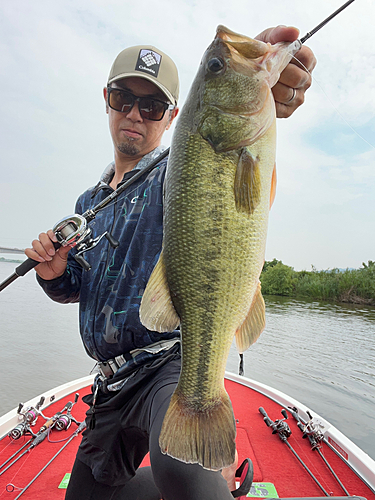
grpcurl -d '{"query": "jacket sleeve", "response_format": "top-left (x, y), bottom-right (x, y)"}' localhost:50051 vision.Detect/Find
top-left (36, 261), bottom-right (82, 304)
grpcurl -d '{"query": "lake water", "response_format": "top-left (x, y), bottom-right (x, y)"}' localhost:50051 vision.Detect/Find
top-left (0, 261), bottom-right (374, 461)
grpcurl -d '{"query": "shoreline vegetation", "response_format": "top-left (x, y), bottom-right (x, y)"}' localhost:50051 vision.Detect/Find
top-left (2, 256), bottom-right (373, 306)
top-left (261, 259), bottom-right (375, 306)
top-left (0, 257), bottom-right (23, 264)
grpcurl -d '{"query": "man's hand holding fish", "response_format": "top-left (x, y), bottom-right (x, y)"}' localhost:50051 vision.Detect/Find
top-left (257, 25), bottom-right (317, 117)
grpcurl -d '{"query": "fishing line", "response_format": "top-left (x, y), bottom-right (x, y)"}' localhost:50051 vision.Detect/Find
top-left (0, 440), bottom-right (32, 472)
top-left (290, 54), bottom-right (375, 151)
top-left (46, 426), bottom-right (80, 443)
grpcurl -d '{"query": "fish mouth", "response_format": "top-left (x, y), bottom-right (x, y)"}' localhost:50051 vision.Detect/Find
top-left (215, 25), bottom-right (270, 60)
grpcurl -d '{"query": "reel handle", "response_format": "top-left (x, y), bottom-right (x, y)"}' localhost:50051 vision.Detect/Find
top-left (105, 232), bottom-right (119, 248)
top-left (258, 407), bottom-right (268, 418)
top-left (35, 397), bottom-right (45, 411)
top-left (258, 407), bottom-right (273, 427)
top-left (74, 254), bottom-right (91, 271)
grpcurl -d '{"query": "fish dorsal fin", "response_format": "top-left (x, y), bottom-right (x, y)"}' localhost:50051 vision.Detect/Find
top-left (234, 148), bottom-right (261, 215)
top-left (270, 163), bottom-right (277, 209)
top-left (235, 282), bottom-right (266, 353)
top-left (139, 251), bottom-right (180, 333)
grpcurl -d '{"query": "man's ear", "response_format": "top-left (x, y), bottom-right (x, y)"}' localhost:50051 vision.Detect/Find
top-left (103, 87), bottom-right (109, 114)
top-left (166, 107), bottom-right (179, 130)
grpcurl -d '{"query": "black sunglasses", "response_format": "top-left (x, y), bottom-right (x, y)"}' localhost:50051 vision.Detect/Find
top-left (107, 87), bottom-right (175, 121)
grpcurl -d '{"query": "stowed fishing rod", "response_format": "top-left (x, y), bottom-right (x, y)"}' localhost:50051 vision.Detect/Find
top-left (10, 421), bottom-right (86, 500)
top-left (0, 0), bottom-right (356, 294)
top-left (288, 406), bottom-right (350, 496)
top-left (0, 426), bottom-right (51, 478)
top-left (258, 406), bottom-right (330, 496)
top-left (0, 394), bottom-right (81, 474)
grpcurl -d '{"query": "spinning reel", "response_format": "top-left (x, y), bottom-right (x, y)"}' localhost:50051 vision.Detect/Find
top-left (9, 397), bottom-right (48, 440)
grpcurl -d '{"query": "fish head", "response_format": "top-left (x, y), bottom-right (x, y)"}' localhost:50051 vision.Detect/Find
top-left (195, 25), bottom-right (295, 152)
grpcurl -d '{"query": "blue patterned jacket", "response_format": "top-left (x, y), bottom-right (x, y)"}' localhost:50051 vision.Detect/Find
top-left (37, 148), bottom-right (178, 362)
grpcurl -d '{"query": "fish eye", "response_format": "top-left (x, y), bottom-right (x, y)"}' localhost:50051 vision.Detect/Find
top-left (207, 57), bottom-right (225, 73)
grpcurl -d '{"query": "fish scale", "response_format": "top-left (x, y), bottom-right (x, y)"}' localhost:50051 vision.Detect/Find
top-left (140, 25), bottom-right (296, 470)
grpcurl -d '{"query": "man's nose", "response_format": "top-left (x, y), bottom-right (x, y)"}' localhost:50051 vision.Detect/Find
top-left (124, 100), bottom-right (143, 121)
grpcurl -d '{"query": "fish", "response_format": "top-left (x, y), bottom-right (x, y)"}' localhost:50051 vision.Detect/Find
top-left (139, 25), bottom-right (298, 470)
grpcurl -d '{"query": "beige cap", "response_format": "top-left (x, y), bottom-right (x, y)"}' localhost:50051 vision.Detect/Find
top-left (107, 45), bottom-right (179, 105)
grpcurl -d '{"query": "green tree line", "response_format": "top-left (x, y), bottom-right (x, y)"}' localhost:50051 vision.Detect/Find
top-left (260, 259), bottom-right (375, 305)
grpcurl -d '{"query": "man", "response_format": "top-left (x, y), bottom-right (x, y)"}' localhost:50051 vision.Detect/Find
top-left (26, 26), bottom-right (316, 500)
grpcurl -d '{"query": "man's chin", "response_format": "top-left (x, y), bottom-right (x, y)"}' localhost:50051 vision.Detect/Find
top-left (117, 142), bottom-right (141, 156)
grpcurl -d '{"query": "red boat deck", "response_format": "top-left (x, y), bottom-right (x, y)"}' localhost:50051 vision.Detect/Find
top-left (0, 379), bottom-right (374, 499)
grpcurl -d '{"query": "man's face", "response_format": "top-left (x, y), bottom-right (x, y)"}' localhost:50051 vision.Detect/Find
top-left (104, 77), bottom-right (178, 160)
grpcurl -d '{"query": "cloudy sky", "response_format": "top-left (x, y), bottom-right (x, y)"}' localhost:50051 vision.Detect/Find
top-left (1, 0), bottom-right (374, 271)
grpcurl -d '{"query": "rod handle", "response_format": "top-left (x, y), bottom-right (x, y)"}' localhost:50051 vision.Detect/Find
top-left (31, 429), bottom-right (48, 446)
top-left (39, 418), bottom-right (55, 432)
top-left (15, 241), bottom-right (61, 277)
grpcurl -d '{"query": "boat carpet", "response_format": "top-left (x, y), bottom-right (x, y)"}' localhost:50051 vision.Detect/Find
top-left (0, 380), bottom-right (374, 499)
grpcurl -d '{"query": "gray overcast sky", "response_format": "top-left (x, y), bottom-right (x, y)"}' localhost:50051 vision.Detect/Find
top-left (0, 0), bottom-right (374, 271)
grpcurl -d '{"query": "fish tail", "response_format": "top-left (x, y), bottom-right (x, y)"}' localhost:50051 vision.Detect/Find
top-left (159, 388), bottom-right (236, 470)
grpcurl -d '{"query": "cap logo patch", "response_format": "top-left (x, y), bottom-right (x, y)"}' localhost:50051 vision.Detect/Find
top-left (135, 49), bottom-right (162, 78)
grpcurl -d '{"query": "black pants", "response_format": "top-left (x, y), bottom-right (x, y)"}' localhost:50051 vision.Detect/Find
top-left (65, 383), bottom-right (234, 500)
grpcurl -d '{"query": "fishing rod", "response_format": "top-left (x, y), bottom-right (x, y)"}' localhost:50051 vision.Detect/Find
top-left (0, 395), bottom-right (81, 475)
top-left (0, 149), bottom-right (169, 293)
top-left (300, 0), bottom-right (356, 44)
top-left (0, 427), bottom-right (51, 477)
top-left (288, 406), bottom-right (350, 496)
top-left (286, 0), bottom-right (356, 60)
top-left (0, 1), bottom-right (355, 293)
top-left (259, 406), bottom-right (330, 496)
top-left (0, 440), bottom-right (33, 472)
top-left (0, 396), bottom-right (51, 471)
top-left (12, 421), bottom-right (86, 500)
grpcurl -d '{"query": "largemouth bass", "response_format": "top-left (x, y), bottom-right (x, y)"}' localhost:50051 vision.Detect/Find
top-left (140, 26), bottom-right (299, 470)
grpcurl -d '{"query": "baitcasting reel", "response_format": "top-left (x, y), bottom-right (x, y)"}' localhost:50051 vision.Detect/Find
top-left (259, 407), bottom-right (292, 442)
top-left (53, 214), bottom-right (119, 271)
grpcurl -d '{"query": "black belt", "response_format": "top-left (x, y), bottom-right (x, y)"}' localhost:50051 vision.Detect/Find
top-left (96, 338), bottom-right (180, 379)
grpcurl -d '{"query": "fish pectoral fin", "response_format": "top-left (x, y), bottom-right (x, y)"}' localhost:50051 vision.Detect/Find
top-left (139, 251), bottom-right (180, 333)
top-left (270, 163), bottom-right (277, 209)
top-left (235, 283), bottom-right (266, 353)
top-left (234, 148), bottom-right (261, 215)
